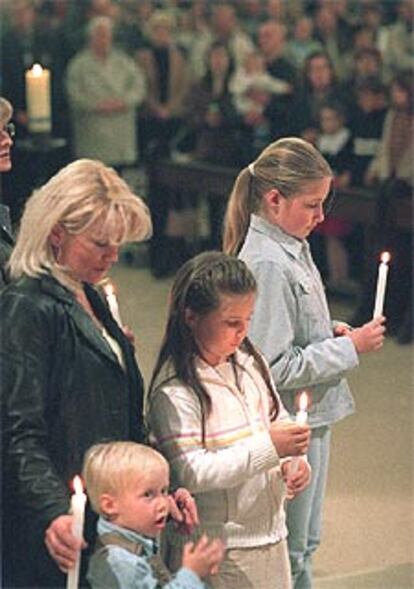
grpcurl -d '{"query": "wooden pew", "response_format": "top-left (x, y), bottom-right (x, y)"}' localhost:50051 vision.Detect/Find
top-left (147, 157), bottom-right (411, 230)
top-left (147, 157), bottom-right (412, 276)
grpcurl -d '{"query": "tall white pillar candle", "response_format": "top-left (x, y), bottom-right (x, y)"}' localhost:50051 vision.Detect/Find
top-left (25, 63), bottom-right (52, 133)
top-left (66, 476), bottom-right (86, 589)
top-left (373, 251), bottom-right (390, 319)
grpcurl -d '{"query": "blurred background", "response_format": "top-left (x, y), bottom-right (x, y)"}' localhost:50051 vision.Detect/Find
top-left (1, 2), bottom-right (413, 584)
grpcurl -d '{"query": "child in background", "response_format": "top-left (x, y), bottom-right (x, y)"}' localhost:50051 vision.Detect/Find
top-left (345, 77), bottom-right (387, 285)
top-left (348, 76), bottom-right (387, 187)
top-left (354, 71), bottom-right (413, 344)
top-left (223, 137), bottom-right (385, 589)
top-left (286, 16), bottom-right (322, 69)
top-left (314, 101), bottom-right (355, 294)
top-left (316, 102), bottom-right (352, 187)
top-left (230, 50), bottom-right (291, 116)
top-left (147, 251), bottom-right (311, 589)
top-left (83, 441), bottom-right (224, 589)
top-left (230, 50), bottom-right (291, 159)
top-left (365, 71), bottom-right (413, 187)
top-left (341, 46), bottom-right (384, 113)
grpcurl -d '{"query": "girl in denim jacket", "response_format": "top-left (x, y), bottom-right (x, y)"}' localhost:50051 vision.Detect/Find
top-left (223, 137), bottom-right (385, 589)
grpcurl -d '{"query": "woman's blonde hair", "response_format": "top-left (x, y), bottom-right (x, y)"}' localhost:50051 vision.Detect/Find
top-left (9, 158), bottom-right (152, 281)
top-left (83, 441), bottom-right (169, 515)
top-left (222, 137), bottom-right (332, 255)
top-left (0, 97), bottom-right (13, 126)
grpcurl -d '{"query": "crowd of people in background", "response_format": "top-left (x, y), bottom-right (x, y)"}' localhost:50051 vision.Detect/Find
top-left (0, 2), bottom-right (412, 588)
top-left (1, 0), bottom-right (413, 339)
top-left (2, 0), bottom-right (412, 170)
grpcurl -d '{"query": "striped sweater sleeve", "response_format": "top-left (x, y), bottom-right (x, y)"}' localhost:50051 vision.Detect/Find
top-left (147, 385), bottom-right (279, 494)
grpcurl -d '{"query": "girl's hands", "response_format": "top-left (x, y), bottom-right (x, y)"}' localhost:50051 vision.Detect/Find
top-left (44, 514), bottom-right (87, 573)
top-left (168, 487), bottom-right (199, 535)
top-left (334, 322), bottom-right (353, 337)
top-left (281, 458), bottom-right (312, 499)
top-left (270, 422), bottom-right (310, 458)
top-left (348, 317), bottom-right (385, 353)
top-left (182, 534), bottom-right (225, 578)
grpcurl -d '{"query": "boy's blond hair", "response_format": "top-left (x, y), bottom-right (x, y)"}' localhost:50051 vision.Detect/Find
top-left (82, 441), bottom-right (169, 515)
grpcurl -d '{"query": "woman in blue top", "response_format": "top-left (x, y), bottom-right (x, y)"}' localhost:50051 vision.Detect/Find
top-left (222, 137), bottom-right (385, 589)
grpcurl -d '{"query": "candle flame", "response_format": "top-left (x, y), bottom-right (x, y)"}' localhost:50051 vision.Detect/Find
top-left (104, 283), bottom-right (114, 297)
top-left (31, 63), bottom-right (44, 76)
top-left (101, 278), bottom-right (117, 297)
top-left (102, 279), bottom-right (116, 296)
top-left (298, 392), bottom-right (308, 411)
top-left (73, 475), bottom-right (84, 495)
top-left (380, 251), bottom-right (391, 264)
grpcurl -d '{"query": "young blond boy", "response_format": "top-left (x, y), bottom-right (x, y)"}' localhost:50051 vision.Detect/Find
top-left (83, 441), bottom-right (223, 588)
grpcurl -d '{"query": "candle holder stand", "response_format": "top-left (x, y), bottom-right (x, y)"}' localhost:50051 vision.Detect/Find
top-left (10, 132), bottom-right (70, 220)
top-left (18, 131), bottom-right (67, 153)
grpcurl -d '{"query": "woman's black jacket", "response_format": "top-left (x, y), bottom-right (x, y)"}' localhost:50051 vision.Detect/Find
top-left (1, 273), bottom-right (145, 585)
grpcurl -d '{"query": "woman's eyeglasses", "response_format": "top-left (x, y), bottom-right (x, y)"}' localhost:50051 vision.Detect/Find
top-left (1, 122), bottom-right (15, 139)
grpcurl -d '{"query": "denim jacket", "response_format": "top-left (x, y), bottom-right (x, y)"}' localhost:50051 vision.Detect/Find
top-left (88, 518), bottom-right (205, 589)
top-left (240, 215), bottom-right (357, 427)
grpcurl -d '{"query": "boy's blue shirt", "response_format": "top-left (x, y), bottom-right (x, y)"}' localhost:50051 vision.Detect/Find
top-left (87, 517), bottom-right (206, 589)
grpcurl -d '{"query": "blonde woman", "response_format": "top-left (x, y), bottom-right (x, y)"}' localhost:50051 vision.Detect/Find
top-left (0, 96), bottom-right (15, 287)
top-left (1, 159), bottom-right (154, 587)
top-left (223, 138), bottom-right (385, 589)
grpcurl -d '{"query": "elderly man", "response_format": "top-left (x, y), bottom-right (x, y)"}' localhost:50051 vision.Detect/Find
top-left (66, 16), bottom-right (146, 170)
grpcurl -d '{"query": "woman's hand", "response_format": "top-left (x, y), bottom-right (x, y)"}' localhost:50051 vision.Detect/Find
top-left (270, 422), bottom-right (310, 458)
top-left (44, 515), bottom-right (87, 573)
top-left (168, 487), bottom-right (199, 535)
top-left (281, 458), bottom-right (312, 499)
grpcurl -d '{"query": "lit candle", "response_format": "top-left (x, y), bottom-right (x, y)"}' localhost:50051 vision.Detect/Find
top-left (102, 279), bottom-right (123, 327)
top-left (25, 63), bottom-right (52, 133)
top-left (373, 251), bottom-right (390, 319)
top-left (66, 476), bottom-right (86, 589)
top-left (290, 392), bottom-right (309, 475)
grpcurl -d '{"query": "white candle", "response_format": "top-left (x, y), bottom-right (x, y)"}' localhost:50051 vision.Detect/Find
top-left (66, 476), bottom-right (86, 589)
top-left (25, 63), bottom-right (52, 133)
top-left (102, 279), bottom-right (123, 327)
top-left (290, 392), bottom-right (308, 475)
top-left (373, 251), bottom-right (390, 319)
